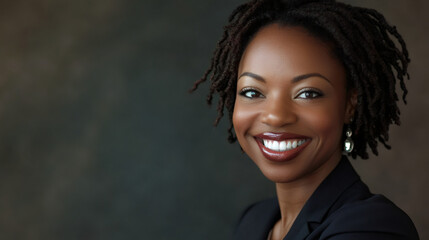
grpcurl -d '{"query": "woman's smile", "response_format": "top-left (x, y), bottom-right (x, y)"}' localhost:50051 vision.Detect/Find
top-left (254, 132), bottom-right (312, 162)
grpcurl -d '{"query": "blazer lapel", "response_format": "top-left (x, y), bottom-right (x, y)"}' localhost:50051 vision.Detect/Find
top-left (283, 156), bottom-right (361, 240)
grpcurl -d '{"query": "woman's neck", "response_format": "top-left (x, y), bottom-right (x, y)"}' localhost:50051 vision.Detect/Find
top-left (271, 154), bottom-right (342, 239)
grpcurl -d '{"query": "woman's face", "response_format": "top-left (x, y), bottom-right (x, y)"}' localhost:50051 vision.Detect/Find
top-left (233, 24), bottom-right (355, 183)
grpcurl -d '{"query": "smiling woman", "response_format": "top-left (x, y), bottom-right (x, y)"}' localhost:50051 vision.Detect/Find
top-left (234, 25), bottom-right (350, 185)
top-left (191, 0), bottom-right (419, 239)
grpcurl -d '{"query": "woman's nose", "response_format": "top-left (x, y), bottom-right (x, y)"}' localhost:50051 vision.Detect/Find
top-left (261, 96), bottom-right (297, 127)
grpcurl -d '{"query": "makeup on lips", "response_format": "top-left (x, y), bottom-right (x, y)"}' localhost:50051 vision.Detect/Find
top-left (255, 132), bottom-right (311, 162)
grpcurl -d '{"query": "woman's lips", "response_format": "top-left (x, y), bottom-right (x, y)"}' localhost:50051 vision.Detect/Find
top-left (254, 132), bottom-right (311, 162)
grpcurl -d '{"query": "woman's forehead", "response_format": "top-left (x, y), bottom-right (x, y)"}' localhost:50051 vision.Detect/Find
top-left (239, 24), bottom-right (345, 84)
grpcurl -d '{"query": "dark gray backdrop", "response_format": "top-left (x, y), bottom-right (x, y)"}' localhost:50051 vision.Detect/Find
top-left (0, 0), bottom-right (428, 239)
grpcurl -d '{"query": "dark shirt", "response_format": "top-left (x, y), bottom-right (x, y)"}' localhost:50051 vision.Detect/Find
top-left (234, 156), bottom-right (419, 240)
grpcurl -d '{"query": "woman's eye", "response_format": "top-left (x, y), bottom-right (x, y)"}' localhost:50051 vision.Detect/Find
top-left (296, 90), bottom-right (323, 99)
top-left (239, 89), bottom-right (263, 99)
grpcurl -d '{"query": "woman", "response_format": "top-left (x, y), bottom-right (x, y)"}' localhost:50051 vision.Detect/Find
top-left (191, 0), bottom-right (419, 239)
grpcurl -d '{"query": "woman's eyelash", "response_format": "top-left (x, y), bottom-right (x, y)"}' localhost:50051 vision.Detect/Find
top-left (239, 88), bottom-right (263, 98)
top-left (296, 88), bottom-right (324, 99)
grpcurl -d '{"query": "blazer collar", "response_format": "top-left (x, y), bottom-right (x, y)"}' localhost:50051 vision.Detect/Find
top-left (279, 156), bottom-right (361, 239)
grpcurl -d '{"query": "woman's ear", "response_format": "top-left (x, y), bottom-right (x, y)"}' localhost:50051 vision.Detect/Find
top-left (344, 89), bottom-right (357, 124)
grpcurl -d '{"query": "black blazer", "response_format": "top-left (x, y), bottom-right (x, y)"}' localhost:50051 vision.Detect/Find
top-left (234, 157), bottom-right (419, 240)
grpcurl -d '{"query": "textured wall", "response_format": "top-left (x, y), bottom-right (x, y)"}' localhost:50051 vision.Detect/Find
top-left (0, 0), bottom-right (427, 239)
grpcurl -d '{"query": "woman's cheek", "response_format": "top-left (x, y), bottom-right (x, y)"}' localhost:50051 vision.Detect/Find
top-left (232, 103), bottom-right (248, 137)
top-left (233, 102), bottom-right (258, 147)
top-left (303, 106), bottom-right (344, 142)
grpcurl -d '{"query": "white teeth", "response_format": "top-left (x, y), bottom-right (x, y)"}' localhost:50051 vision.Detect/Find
top-left (263, 140), bottom-right (270, 149)
top-left (286, 141), bottom-right (291, 150)
top-left (279, 141), bottom-right (286, 151)
top-left (292, 140), bottom-right (297, 148)
top-left (262, 139), bottom-right (307, 152)
top-left (272, 141), bottom-right (279, 151)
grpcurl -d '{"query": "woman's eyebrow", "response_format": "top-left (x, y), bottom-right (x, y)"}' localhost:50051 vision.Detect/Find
top-left (238, 72), bottom-right (332, 85)
top-left (292, 73), bottom-right (332, 85)
top-left (238, 72), bottom-right (265, 82)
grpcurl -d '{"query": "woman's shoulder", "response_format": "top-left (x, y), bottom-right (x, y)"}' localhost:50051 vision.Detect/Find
top-left (239, 198), bottom-right (278, 218)
top-left (234, 198), bottom-right (279, 240)
top-left (235, 198), bottom-right (279, 228)
top-left (319, 194), bottom-right (419, 240)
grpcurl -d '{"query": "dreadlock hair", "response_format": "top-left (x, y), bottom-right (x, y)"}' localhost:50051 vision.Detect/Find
top-left (190, 0), bottom-right (409, 159)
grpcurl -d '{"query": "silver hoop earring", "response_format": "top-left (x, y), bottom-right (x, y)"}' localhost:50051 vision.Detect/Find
top-left (344, 125), bottom-right (354, 153)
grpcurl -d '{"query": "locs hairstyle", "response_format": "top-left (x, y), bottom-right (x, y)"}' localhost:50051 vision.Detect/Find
top-left (191, 0), bottom-right (409, 159)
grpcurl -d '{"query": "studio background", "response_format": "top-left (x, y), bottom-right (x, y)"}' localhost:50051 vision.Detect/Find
top-left (0, 0), bottom-right (428, 239)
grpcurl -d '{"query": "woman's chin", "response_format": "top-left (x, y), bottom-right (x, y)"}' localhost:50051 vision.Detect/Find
top-left (259, 167), bottom-right (301, 184)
